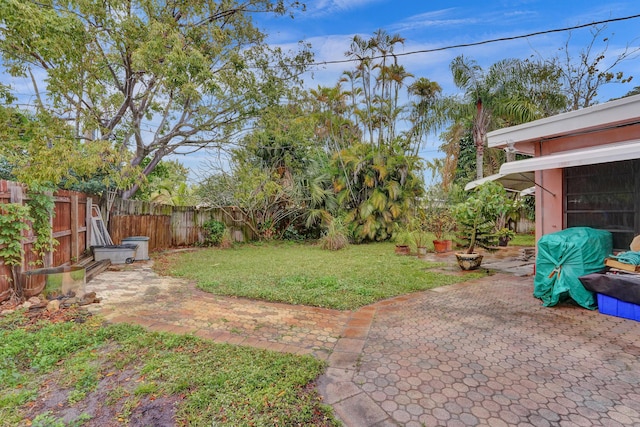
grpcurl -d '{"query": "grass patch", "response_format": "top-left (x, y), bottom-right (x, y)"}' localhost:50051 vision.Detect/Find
top-left (510, 233), bottom-right (536, 247)
top-left (0, 310), bottom-right (337, 426)
top-left (156, 242), bottom-right (484, 310)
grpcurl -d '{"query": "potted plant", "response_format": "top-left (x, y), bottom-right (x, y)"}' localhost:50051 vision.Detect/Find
top-left (496, 227), bottom-right (515, 247)
top-left (412, 228), bottom-right (429, 258)
top-left (394, 228), bottom-right (413, 255)
top-left (425, 208), bottom-right (455, 253)
top-left (451, 182), bottom-right (508, 270)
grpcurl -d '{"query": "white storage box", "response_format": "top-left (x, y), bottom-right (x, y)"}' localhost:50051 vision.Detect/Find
top-left (92, 244), bottom-right (138, 264)
top-left (121, 236), bottom-right (150, 260)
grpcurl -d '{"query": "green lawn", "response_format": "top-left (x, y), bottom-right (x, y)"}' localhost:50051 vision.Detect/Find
top-left (510, 232), bottom-right (536, 247)
top-left (156, 242), bottom-right (484, 310)
top-left (0, 309), bottom-right (337, 426)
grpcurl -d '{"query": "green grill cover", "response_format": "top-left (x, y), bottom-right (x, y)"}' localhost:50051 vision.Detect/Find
top-left (534, 227), bottom-right (612, 309)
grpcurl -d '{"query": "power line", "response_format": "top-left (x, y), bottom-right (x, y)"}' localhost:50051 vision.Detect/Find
top-left (309, 13), bottom-right (640, 67)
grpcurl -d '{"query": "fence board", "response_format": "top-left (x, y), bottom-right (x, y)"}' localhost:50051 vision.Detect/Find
top-left (0, 180), bottom-right (93, 300)
top-left (109, 215), bottom-right (172, 250)
top-left (108, 199), bottom-right (257, 249)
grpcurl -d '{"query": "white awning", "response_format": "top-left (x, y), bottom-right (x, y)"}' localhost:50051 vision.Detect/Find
top-left (499, 140), bottom-right (640, 175)
top-left (464, 172), bottom-right (536, 192)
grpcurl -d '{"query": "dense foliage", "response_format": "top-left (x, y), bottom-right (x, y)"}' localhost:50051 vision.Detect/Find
top-left (452, 182), bottom-right (510, 253)
top-left (0, 0), bottom-right (310, 199)
top-left (202, 219), bottom-right (226, 247)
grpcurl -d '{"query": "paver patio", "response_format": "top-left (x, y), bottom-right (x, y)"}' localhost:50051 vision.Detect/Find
top-left (86, 256), bottom-right (640, 426)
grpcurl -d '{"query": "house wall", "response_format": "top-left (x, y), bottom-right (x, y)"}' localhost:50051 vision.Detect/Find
top-left (535, 169), bottom-right (563, 241)
top-left (535, 122), bottom-right (640, 242)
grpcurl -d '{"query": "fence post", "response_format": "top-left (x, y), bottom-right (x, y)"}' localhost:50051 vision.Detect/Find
top-left (86, 198), bottom-right (93, 249)
top-left (8, 182), bottom-right (24, 269)
top-left (71, 194), bottom-right (79, 261)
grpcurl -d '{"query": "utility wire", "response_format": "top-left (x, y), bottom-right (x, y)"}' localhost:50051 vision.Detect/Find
top-left (309, 13), bottom-right (640, 67)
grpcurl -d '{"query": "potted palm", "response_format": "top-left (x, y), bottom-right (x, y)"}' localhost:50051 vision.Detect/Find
top-left (451, 182), bottom-right (508, 270)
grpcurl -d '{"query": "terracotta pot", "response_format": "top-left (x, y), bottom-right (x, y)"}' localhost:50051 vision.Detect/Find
top-left (455, 252), bottom-right (484, 270)
top-left (395, 245), bottom-right (410, 255)
top-left (433, 240), bottom-right (449, 253)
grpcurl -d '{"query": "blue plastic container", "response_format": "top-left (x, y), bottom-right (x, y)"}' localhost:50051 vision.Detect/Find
top-left (597, 293), bottom-right (640, 322)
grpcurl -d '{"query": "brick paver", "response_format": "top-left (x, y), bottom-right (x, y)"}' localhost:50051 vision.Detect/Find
top-left (86, 262), bottom-right (350, 359)
top-left (86, 256), bottom-right (640, 426)
top-left (319, 274), bottom-right (640, 426)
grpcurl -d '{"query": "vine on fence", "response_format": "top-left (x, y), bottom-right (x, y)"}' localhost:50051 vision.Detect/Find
top-left (0, 187), bottom-right (57, 300)
top-left (26, 190), bottom-right (58, 263)
top-left (0, 203), bottom-right (31, 268)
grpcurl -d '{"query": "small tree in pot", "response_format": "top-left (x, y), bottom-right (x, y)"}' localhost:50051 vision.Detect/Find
top-left (451, 181), bottom-right (508, 270)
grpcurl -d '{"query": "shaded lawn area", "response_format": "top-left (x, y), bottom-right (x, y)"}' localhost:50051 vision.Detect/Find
top-left (0, 309), bottom-right (337, 427)
top-left (510, 232), bottom-right (536, 247)
top-left (155, 242), bottom-right (485, 310)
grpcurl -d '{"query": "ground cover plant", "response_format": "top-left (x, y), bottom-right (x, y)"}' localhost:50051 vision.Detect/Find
top-left (156, 242), bottom-right (485, 310)
top-left (0, 308), bottom-right (337, 426)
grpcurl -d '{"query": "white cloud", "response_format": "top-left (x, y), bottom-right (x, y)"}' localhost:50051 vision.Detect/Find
top-left (304, 0), bottom-right (386, 17)
top-left (388, 8), bottom-right (480, 33)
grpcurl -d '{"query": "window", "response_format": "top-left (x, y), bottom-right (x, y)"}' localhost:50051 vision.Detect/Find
top-left (564, 159), bottom-right (640, 250)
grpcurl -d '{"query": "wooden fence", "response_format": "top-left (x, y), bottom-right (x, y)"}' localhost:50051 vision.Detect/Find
top-left (0, 180), bottom-right (95, 300)
top-left (1, 179), bottom-right (257, 301)
top-left (107, 198), bottom-right (256, 249)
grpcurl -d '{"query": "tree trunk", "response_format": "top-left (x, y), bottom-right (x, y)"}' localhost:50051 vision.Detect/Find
top-left (473, 99), bottom-right (487, 180)
top-left (121, 150), bottom-right (166, 200)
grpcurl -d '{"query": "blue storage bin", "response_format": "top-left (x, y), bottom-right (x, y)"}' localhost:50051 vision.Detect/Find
top-left (597, 294), bottom-right (640, 322)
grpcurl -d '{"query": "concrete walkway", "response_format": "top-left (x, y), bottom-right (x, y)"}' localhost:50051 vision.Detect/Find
top-left (85, 252), bottom-right (640, 426)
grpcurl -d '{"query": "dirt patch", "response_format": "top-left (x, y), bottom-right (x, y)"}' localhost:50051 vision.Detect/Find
top-left (1, 305), bottom-right (179, 427)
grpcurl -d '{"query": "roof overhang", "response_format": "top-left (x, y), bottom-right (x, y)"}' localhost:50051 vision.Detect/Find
top-left (464, 172), bottom-right (535, 192)
top-left (499, 139), bottom-right (640, 175)
top-left (487, 94), bottom-right (640, 151)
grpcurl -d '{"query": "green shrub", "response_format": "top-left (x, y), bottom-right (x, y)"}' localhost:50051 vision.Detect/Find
top-left (202, 219), bottom-right (226, 246)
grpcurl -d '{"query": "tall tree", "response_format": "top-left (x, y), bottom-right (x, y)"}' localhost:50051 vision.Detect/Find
top-left (407, 77), bottom-right (442, 156)
top-left (0, 0), bottom-right (311, 198)
top-left (549, 25), bottom-right (637, 110)
top-left (447, 55), bottom-right (565, 180)
top-left (0, 104), bottom-right (122, 189)
top-left (344, 30), bottom-right (409, 149)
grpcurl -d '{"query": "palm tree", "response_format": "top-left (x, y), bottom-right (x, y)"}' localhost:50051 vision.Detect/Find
top-left (448, 55), bottom-right (566, 180)
top-left (408, 77), bottom-right (442, 156)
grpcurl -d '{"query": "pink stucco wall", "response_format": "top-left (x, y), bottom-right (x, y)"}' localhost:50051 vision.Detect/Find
top-left (535, 124), bottom-right (640, 243)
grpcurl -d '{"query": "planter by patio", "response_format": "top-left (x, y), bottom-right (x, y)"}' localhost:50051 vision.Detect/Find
top-left (417, 246), bottom-right (428, 258)
top-left (395, 245), bottom-right (410, 255)
top-left (433, 240), bottom-right (449, 253)
top-left (455, 252), bottom-right (484, 271)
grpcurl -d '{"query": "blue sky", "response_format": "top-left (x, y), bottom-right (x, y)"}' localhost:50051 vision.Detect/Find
top-left (248, 0), bottom-right (640, 181)
top-left (3, 1), bottom-right (639, 183)
top-left (261, 0), bottom-right (639, 100)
